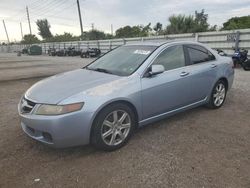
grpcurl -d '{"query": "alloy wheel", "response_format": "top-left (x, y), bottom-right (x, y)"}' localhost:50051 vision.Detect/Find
top-left (213, 83), bottom-right (226, 107)
top-left (101, 110), bottom-right (131, 146)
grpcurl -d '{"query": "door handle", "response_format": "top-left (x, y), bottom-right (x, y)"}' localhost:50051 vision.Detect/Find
top-left (180, 71), bottom-right (189, 77)
top-left (211, 64), bottom-right (217, 68)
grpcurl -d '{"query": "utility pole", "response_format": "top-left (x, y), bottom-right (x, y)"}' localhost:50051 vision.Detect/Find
top-left (20, 22), bottom-right (24, 40)
top-left (26, 6), bottom-right (32, 35)
top-left (111, 24), bottom-right (113, 36)
top-left (76, 0), bottom-right (84, 37)
top-left (91, 23), bottom-right (94, 30)
top-left (2, 20), bottom-right (10, 43)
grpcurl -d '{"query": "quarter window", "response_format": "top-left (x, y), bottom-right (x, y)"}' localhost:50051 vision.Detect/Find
top-left (187, 45), bottom-right (215, 64)
top-left (152, 45), bottom-right (185, 71)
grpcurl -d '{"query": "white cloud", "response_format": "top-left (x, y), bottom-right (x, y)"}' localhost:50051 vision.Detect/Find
top-left (0, 0), bottom-right (250, 42)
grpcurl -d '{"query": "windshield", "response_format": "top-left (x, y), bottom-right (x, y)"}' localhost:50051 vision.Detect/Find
top-left (87, 45), bottom-right (157, 76)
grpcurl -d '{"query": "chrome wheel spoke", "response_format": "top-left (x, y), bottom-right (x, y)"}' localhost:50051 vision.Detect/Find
top-left (214, 97), bottom-right (219, 105)
top-left (109, 132), bottom-right (116, 145)
top-left (119, 113), bottom-right (127, 123)
top-left (117, 130), bottom-right (125, 140)
top-left (102, 129), bottom-right (112, 138)
top-left (120, 123), bottom-right (130, 129)
top-left (221, 88), bottom-right (225, 93)
top-left (103, 120), bottom-right (113, 128)
top-left (213, 93), bottom-right (219, 98)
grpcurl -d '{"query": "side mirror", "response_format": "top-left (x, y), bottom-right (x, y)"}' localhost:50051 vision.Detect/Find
top-left (145, 65), bottom-right (165, 77)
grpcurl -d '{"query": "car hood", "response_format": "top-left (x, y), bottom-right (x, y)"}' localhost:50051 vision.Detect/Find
top-left (25, 69), bottom-right (122, 104)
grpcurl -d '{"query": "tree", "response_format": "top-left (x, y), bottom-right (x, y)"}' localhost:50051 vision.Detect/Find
top-left (82, 29), bottom-right (106, 40)
top-left (49, 32), bottom-right (79, 42)
top-left (166, 15), bottom-right (196, 34)
top-left (222, 16), bottom-right (250, 30)
top-left (36, 19), bottom-right (53, 40)
top-left (165, 10), bottom-right (217, 34)
top-left (115, 23), bottom-right (152, 38)
top-left (21, 34), bottom-right (40, 44)
top-left (153, 22), bottom-right (163, 35)
top-left (194, 9), bottom-right (209, 32)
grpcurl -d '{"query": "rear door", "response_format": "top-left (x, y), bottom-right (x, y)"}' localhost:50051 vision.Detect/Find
top-left (183, 44), bottom-right (218, 102)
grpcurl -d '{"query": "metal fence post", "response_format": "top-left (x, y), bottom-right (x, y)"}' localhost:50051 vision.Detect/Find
top-left (195, 33), bottom-right (199, 42)
top-left (97, 40), bottom-right (100, 49)
top-left (235, 31), bottom-right (240, 51)
top-left (109, 40), bottom-right (112, 50)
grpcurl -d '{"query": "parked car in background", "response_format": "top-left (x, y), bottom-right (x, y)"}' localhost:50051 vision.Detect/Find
top-left (56, 49), bottom-right (67, 57)
top-left (18, 41), bottom-right (234, 151)
top-left (21, 47), bottom-right (28, 54)
top-left (81, 48), bottom-right (101, 58)
top-left (48, 47), bottom-right (56, 56)
top-left (65, 47), bottom-right (81, 56)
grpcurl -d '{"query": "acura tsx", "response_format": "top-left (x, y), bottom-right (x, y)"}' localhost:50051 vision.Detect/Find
top-left (18, 41), bottom-right (234, 151)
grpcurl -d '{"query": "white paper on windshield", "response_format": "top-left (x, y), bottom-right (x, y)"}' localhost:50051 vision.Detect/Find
top-left (134, 50), bottom-right (151, 55)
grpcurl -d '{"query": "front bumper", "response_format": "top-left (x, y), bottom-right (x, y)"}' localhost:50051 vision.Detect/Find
top-left (19, 108), bottom-right (94, 148)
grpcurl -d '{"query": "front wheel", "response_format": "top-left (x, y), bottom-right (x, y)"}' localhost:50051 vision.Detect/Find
top-left (91, 103), bottom-right (136, 151)
top-left (207, 80), bottom-right (227, 109)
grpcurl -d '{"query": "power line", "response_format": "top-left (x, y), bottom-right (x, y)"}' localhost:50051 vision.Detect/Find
top-left (29, 0), bottom-right (61, 10)
top-left (29, 2), bottom-right (77, 23)
top-left (29, 0), bottom-right (69, 17)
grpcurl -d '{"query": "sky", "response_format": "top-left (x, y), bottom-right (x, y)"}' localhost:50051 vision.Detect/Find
top-left (0, 0), bottom-right (250, 42)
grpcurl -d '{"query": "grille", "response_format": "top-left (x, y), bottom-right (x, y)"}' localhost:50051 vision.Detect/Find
top-left (20, 98), bottom-right (36, 113)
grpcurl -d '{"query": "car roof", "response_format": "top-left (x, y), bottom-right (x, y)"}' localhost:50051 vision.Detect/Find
top-left (124, 40), bottom-right (201, 47)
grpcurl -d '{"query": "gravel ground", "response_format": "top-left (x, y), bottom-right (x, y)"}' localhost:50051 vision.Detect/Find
top-left (0, 53), bottom-right (249, 188)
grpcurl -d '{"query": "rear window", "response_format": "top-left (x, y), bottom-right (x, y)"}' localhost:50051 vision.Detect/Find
top-left (186, 45), bottom-right (215, 64)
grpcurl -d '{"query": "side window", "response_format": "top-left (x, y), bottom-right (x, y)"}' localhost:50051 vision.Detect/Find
top-left (187, 45), bottom-right (215, 64)
top-left (152, 45), bottom-right (185, 71)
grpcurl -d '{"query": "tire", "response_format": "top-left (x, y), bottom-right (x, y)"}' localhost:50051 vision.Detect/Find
top-left (207, 80), bottom-right (227, 109)
top-left (242, 64), bottom-right (250, 71)
top-left (91, 103), bottom-right (136, 151)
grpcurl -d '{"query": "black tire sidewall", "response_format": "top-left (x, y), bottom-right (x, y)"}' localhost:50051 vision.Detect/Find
top-left (91, 103), bottom-right (136, 151)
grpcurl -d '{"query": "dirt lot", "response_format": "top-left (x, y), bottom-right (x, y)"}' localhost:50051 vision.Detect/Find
top-left (0, 53), bottom-right (249, 188)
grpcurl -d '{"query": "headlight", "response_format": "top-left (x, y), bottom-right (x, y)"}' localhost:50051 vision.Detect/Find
top-left (35, 102), bottom-right (84, 115)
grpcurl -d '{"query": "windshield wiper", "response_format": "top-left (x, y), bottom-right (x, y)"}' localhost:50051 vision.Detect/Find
top-left (86, 67), bottom-right (114, 75)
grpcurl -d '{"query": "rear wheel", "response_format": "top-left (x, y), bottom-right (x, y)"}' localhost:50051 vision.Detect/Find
top-left (242, 63), bottom-right (250, 71)
top-left (91, 103), bottom-right (136, 151)
top-left (207, 80), bottom-right (227, 109)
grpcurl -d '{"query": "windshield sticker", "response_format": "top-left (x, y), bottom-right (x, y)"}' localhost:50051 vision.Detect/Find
top-left (134, 50), bottom-right (151, 55)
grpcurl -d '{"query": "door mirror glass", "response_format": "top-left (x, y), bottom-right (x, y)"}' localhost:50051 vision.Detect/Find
top-left (150, 65), bottom-right (165, 76)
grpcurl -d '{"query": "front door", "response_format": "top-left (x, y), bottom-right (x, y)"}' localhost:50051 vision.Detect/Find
top-left (141, 45), bottom-right (194, 119)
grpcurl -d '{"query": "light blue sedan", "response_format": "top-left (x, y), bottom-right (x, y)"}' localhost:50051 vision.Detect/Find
top-left (18, 41), bottom-right (234, 151)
